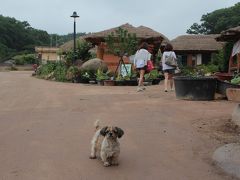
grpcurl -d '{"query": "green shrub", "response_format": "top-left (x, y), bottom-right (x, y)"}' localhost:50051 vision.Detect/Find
top-left (211, 50), bottom-right (224, 71)
top-left (80, 69), bottom-right (96, 82)
top-left (95, 69), bottom-right (110, 81)
top-left (36, 61), bottom-right (68, 82)
top-left (53, 62), bottom-right (67, 82)
top-left (63, 40), bottom-right (93, 65)
top-left (76, 40), bottom-right (92, 61)
top-left (36, 61), bottom-right (56, 78)
top-left (13, 55), bottom-right (25, 65)
top-left (66, 66), bottom-right (80, 81)
top-left (231, 74), bottom-right (240, 85)
top-left (23, 54), bottom-right (37, 64)
top-left (181, 64), bottom-right (218, 77)
top-left (144, 70), bottom-right (159, 80)
top-left (13, 54), bottom-right (37, 65)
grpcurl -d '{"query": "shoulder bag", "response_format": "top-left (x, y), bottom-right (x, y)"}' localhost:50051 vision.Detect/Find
top-left (165, 52), bottom-right (177, 67)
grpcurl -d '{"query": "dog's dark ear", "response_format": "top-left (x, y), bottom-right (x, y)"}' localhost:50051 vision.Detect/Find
top-left (100, 126), bottom-right (108, 136)
top-left (115, 127), bottom-right (124, 138)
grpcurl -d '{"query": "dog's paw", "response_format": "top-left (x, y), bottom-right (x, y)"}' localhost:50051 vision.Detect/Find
top-left (89, 155), bottom-right (97, 159)
top-left (103, 162), bottom-right (110, 167)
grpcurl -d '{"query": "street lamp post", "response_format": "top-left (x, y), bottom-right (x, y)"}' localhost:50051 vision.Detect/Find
top-left (70, 11), bottom-right (79, 64)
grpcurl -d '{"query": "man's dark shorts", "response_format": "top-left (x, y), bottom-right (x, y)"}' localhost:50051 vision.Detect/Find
top-left (137, 66), bottom-right (147, 71)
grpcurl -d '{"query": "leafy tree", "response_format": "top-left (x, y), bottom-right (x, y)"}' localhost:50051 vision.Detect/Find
top-left (12, 54), bottom-right (37, 65)
top-left (76, 40), bottom-right (92, 61)
top-left (0, 14), bottom-right (87, 63)
top-left (105, 27), bottom-right (138, 57)
top-left (0, 15), bottom-right (50, 61)
top-left (63, 39), bottom-right (93, 65)
top-left (187, 3), bottom-right (240, 34)
top-left (105, 28), bottom-right (138, 76)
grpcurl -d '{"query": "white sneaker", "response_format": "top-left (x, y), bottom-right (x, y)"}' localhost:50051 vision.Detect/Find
top-left (137, 87), bottom-right (144, 92)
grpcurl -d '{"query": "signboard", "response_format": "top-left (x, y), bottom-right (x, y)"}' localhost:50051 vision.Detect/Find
top-left (120, 64), bottom-right (132, 77)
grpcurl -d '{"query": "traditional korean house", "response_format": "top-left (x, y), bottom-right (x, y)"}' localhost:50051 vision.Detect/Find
top-left (216, 26), bottom-right (240, 73)
top-left (59, 39), bottom-right (75, 52)
top-left (35, 46), bottom-right (60, 62)
top-left (171, 35), bottom-right (224, 67)
top-left (59, 37), bottom-right (87, 52)
top-left (83, 23), bottom-right (169, 71)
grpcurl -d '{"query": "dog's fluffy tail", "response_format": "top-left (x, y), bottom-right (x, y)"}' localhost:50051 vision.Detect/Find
top-left (94, 119), bottom-right (100, 130)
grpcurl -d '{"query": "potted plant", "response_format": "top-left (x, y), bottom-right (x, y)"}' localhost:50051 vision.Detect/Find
top-left (66, 66), bottom-right (80, 83)
top-left (216, 73), bottom-right (240, 96)
top-left (103, 78), bottom-right (116, 86)
top-left (173, 65), bottom-right (217, 100)
top-left (95, 69), bottom-right (110, 85)
top-left (226, 74), bottom-right (240, 101)
top-left (144, 69), bottom-right (161, 85)
top-left (115, 74), bottom-right (126, 86)
top-left (124, 73), bottom-right (138, 86)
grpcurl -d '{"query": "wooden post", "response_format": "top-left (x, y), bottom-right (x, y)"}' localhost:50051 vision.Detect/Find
top-left (97, 43), bottom-right (105, 60)
top-left (228, 55), bottom-right (234, 73)
top-left (237, 53), bottom-right (240, 73)
top-left (187, 54), bottom-right (193, 67)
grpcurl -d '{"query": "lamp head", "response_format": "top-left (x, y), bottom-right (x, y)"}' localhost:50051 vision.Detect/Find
top-left (71, 11), bottom-right (79, 18)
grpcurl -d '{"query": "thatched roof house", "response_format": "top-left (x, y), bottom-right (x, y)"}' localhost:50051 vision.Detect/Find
top-left (35, 46), bottom-right (60, 61)
top-left (171, 35), bottom-right (224, 66)
top-left (216, 26), bottom-right (240, 72)
top-left (83, 23), bottom-right (169, 45)
top-left (59, 39), bottom-right (75, 52)
top-left (216, 26), bottom-right (240, 41)
top-left (59, 37), bottom-right (89, 52)
top-left (82, 23), bottom-right (169, 71)
top-left (171, 35), bottom-right (224, 52)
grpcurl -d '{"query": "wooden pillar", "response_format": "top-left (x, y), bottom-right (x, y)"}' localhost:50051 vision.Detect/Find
top-left (237, 53), bottom-right (240, 73)
top-left (96, 43), bottom-right (104, 60)
top-left (187, 54), bottom-right (193, 67)
top-left (228, 54), bottom-right (240, 73)
top-left (228, 55), bottom-right (233, 73)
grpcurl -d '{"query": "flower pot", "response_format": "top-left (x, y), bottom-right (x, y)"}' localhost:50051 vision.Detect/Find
top-left (79, 79), bottom-right (89, 84)
top-left (214, 72), bottom-right (233, 81)
top-left (115, 80), bottom-right (126, 86)
top-left (103, 80), bottom-right (115, 86)
top-left (173, 76), bottom-right (217, 101)
top-left (226, 88), bottom-right (240, 102)
top-left (152, 78), bottom-right (161, 85)
top-left (125, 80), bottom-right (138, 86)
top-left (216, 79), bottom-right (240, 96)
top-left (97, 80), bottom-right (104, 86)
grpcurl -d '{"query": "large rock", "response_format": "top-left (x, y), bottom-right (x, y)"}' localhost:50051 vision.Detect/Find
top-left (80, 58), bottom-right (108, 72)
top-left (232, 104), bottom-right (240, 126)
top-left (213, 143), bottom-right (240, 178)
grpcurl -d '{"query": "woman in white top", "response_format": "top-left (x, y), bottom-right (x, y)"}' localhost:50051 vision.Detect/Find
top-left (161, 43), bottom-right (177, 92)
top-left (134, 42), bottom-right (151, 92)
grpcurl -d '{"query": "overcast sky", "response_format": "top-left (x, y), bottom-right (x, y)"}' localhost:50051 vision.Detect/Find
top-left (1, 0), bottom-right (239, 40)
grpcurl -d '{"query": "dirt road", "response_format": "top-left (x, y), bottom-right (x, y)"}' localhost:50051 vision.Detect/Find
top-left (0, 71), bottom-right (239, 180)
